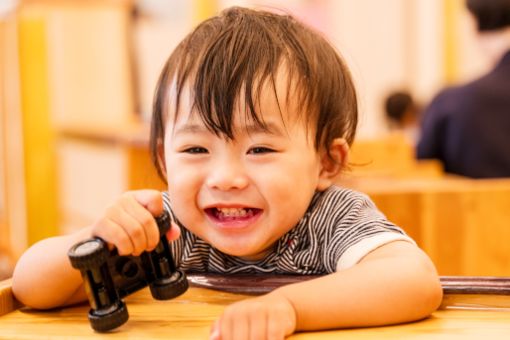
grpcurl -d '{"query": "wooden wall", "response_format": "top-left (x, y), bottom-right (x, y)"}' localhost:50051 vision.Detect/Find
top-left (1, 1), bottom-right (138, 256)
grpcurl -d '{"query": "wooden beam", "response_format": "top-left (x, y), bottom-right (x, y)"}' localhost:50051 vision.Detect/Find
top-left (18, 8), bottom-right (58, 246)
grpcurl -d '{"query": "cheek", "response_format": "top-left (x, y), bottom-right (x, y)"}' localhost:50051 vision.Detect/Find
top-left (259, 172), bottom-right (314, 214)
top-left (262, 157), bottom-right (320, 217)
top-left (165, 174), bottom-right (201, 228)
top-left (164, 159), bottom-right (200, 205)
top-left (166, 166), bottom-right (199, 198)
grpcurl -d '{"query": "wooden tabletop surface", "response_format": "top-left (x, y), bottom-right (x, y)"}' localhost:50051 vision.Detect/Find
top-left (2, 275), bottom-right (510, 339)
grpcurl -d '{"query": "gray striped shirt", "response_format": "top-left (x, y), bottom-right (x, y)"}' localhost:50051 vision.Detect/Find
top-left (163, 185), bottom-right (412, 274)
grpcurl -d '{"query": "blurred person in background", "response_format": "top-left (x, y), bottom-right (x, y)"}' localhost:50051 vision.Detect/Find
top-left (384, 90), bottom-right (421, 142)
top-left (417, 0), bottom-right (510, 178)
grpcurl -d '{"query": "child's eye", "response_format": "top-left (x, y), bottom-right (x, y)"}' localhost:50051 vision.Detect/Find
top-left (183, 147), bottom-right (208, 154)
top-left (248, 146), bottom-right (274, 154)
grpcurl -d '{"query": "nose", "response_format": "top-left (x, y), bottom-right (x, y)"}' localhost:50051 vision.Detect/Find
top-left (206, 157), bottom-right (249, 191)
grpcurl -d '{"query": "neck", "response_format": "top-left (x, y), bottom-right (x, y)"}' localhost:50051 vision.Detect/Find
top-left (477, 27), bottom-right (510, 64)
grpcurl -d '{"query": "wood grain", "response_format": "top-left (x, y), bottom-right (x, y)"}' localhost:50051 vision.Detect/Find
top-left (1, 278), bottom-right (510, 339)
top-left (0, 275), bottom-right (510, 339)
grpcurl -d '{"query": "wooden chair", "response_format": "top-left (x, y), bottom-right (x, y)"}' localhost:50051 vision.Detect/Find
top-left (348, 134), bottom-right (443, 179)
top-left (340, 176), bottom-right (510, 276)
top-left (0, 279), bottom-right (20, 317)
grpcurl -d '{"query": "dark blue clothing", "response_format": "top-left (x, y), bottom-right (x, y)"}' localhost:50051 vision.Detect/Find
top-left (416, 50), bottom-right (510, 178)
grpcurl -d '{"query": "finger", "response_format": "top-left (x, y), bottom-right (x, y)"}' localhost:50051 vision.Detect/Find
top-left (93, 218), bottom-right (134, 256)
top-left (121, 195), bottom-right (160, 251)
top-left (220, 310), bottom-right (239, 340)
top-left (108, 204), bottom-right (149, 256)
top-left (131, 190), bottom-right (163, 217)
top-left (248, 307), bottom-right (266, 340)
top-left (267, 315), bottom-right (285, 340)
top-left (209, 319), bottom-right (221, 340)
top-left (229, 309), bottom-right (249, 340)
top-left (166, 222), bottom-right (181, 242)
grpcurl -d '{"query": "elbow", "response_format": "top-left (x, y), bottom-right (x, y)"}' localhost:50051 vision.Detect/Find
top-left (11, 265), bottom-right (43, 309)
top-left (410, 247), bottom-right (444, 320)
top-left (419, 274), bottom-right (443, 318)
top-left (12, 274), bottom-right (58, 310)
top-left (11, 257), bottom-right (59, 310)
top-left (391, 272), bottom-right (443, 325)
top-left (11, 268), bottom-right (32, 309)
top-left (409, 261), bottom-right (444, 321)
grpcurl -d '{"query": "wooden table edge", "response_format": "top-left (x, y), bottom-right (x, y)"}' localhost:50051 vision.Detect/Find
top-left (2, 275), bottom-right (510, 317)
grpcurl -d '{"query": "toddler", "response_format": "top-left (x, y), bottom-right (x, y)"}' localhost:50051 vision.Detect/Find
top-left (13, 7), bottom-right (442, 339)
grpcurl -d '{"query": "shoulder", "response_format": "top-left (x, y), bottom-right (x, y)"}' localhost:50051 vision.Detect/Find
top-left (308, 186), bottom-right (412, 272)
top-left (425, 85), bottom-right (469, 116)
top-left (308, 185), bottom-right (381, 221)
top-left (427, 65), bottom-right (509, 116)
top-left (313, 185), bottom-right (375, 208)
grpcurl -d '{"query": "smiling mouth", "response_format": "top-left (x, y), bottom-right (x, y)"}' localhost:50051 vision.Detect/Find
top-left (205, 207), bottom-right (262, 222)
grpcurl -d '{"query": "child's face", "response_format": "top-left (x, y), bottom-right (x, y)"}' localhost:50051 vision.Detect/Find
top-left (163, 74), bottom-right (332, 260)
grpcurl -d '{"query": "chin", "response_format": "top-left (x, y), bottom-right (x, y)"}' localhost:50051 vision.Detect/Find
top-left (218, 243), bottom-right (269, 261)
top-left (212, 242), bottom-right (253, 256)
top-left (218, 246), bottom-right (253, 257)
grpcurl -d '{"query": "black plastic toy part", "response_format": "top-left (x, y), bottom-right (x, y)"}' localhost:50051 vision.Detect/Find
top-left (68, 211), bottom-right (188, 332)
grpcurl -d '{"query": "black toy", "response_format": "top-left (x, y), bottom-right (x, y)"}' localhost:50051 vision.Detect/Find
top-left (68, 211), bottom-right (188, 332)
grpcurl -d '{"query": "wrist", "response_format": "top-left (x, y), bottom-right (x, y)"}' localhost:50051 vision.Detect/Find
top-left (270, 288), bottom-right (298, 333)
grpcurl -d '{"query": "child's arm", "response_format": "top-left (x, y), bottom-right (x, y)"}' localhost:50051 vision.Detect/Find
top-left (212, 240), bottom-right (442, 339)
top-left (12, 228), bottom-right (94, 308)
top-left (11, 190), bottom-right (169, 309)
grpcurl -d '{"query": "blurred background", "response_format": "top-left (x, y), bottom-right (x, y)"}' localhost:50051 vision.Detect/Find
top-left (0, 0), bottom-right (496, 279)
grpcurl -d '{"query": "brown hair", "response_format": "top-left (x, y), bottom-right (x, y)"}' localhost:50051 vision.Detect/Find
top-left (150, 6), bottom-right (358, 182)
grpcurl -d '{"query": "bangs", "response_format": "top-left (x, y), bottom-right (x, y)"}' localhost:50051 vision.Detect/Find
top-left (159, 8), bottom-right (315, 139)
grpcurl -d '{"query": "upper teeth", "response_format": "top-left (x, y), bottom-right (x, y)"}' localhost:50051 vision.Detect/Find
top-left (218, 208), bottom-right (248, 217)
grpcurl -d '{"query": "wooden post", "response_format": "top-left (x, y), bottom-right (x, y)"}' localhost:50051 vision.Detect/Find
top-left (18, 7), bottom-right (59, 246)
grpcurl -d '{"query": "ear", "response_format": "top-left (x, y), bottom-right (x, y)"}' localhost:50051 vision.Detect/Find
top-left (316, 138), bottom-right (349, 191)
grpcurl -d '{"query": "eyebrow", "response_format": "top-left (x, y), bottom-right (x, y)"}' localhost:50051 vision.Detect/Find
top-left (174, 123), bottom-right (209, 135)
top-left (244, 121), bottom-right (285, 136)
top-left (175, 121), bottom-right (286, 136)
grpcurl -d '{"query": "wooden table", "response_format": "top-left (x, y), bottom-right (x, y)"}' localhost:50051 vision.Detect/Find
top-left (1, 276), bottom-right (510, 339)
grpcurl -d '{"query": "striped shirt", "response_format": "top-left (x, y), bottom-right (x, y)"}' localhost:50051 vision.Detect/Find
top-left (162, 185), bottom-right (413, 274)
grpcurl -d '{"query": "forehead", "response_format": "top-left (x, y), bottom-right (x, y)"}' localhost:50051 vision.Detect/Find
top-left (166, 66), bottom-right (310, 133)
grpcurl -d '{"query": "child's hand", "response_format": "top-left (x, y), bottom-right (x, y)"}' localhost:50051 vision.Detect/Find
top-left (210, 291), bottom-right (296, 340)
top-left (90, 190), bottom-right (180, 256)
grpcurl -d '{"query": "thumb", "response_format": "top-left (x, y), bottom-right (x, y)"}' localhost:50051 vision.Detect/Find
top-left (166, 222), bottom-right (181, 242)
top-left (131, 189), bottom-right (163, 217)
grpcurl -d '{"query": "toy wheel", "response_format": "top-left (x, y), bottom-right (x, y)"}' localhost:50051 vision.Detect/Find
top-left (150, 269), bottom-right (189, 300)
top-left (89, 300), bottom-right (129, 332)
top-left (68, 238), bottom-right (109, 271)
top-left (155, 211), bottom-right (171, 235)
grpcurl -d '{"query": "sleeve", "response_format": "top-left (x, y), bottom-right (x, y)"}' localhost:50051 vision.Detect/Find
top-left (323, 190), bottom-right (415, 272)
